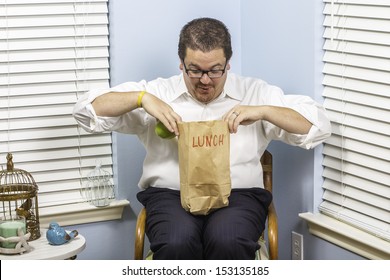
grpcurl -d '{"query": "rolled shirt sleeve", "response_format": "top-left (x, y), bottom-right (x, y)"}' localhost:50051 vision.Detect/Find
top-left (72, 82), bottom-right (148, 134)
top-left (257, 85), bottom-right (331, 150)
top-left (280, 95), bottom-right (332, 149)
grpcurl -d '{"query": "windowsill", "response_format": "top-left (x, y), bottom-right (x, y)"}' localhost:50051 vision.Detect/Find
top-left (38, 199), bottom-right (130, 228)
top-left (299, 212), bottom-right (390, 260)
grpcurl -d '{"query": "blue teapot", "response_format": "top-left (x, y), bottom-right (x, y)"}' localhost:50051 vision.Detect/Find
top-left (46, 222), bottom-right (78, 245)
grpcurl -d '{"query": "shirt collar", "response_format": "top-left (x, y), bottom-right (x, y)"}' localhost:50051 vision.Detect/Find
top-left (167, 74), bottom-right (188, 102)
top-left (223, 73), bottom-right (243, 101)
top-left (168, 73), bottom-right (243, 102)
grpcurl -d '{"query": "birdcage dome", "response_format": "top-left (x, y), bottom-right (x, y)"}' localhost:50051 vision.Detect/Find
top-left (80, 162), bottom-right (115, 207)
top-left (0, 153), bottom-right (40, 241)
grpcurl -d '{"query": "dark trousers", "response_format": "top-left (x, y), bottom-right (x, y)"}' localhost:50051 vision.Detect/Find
top-left (137, 187), bottom-right (272, 260)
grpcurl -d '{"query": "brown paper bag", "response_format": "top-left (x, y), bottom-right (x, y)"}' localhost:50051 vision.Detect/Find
top-left (178, 120), bottom-right (231, 215)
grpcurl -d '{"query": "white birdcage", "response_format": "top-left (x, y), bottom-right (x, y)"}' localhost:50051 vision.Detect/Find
top-left (80, 162), bottom-right (115, 207)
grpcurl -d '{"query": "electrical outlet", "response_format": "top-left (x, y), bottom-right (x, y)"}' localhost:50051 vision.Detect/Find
top-left (292, 231), bottom-right (304, 260)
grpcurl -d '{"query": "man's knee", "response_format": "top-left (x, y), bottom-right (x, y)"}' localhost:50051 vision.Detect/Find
top-left (204, 234), bottom-right (259, 260)
top-left (152, 237), bottom-right (202, 259)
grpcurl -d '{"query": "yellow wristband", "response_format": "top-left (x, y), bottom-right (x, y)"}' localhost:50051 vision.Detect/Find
top-left (137, 91), bottom-right (146, 108)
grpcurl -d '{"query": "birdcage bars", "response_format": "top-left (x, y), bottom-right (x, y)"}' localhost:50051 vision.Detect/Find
top-left (80, 162), bottom-right (115, 207)
top-left (0, 153), bottom-right (41, 241)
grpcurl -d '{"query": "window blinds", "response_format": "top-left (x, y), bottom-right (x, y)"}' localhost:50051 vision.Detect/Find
top-left (321, 0), bottom-right (390, 241)
top-left (0, 0), bottom-right (112, 208)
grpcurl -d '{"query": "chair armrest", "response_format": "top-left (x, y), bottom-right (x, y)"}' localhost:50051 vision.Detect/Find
top-left (134, 208), bottom-right (146, 260)
top-left (267, 201), bottom-right (278, 260)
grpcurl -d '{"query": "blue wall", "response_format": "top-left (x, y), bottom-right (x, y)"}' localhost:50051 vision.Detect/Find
top-left (73, 0), bottom-right (364, 260)
top-left (241, 0), bottom-right (317, 259)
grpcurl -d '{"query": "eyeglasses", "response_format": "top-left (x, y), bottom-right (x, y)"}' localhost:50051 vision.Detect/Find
top-left (183, 61), bottom-right (227, 79)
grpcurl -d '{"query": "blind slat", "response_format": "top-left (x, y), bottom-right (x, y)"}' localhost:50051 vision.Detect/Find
top-left (0, 48), bottom-right (109, 63)
top-left (323, 51), bottom-right (390, 71)
top-left (0, 0), bottom-right (108, 4)
top-left (324, 2), bottom-right (390, 19)
top-left (0, 134), bottom-right (112, 153)
top-left (0, 2), bottom-right (108, 17)
top-left (322, 180), bottom-right (389, 209)
top-left (323, 39), bottom-right (390, 58)
top-left (323, 156), bottom-right (389, 186)
top-left (326, 110), bottom-right (389, 136)
top-left (0, 58), bottom-right (109, 76)
top-left (323, 27), bottom-right (390, 45)
top-left (324, 135), bottom-right (390, 160)
top-left (1, 126), bottom-right (105, 141)
top-left (322, 192), bottom-right (389, 222)
top-left (328, 122), bottom-right (389, 148)
top-left (0, 25), bottom-right (109, 40)
top-left (0, 80), bottom-right (107, 96)
top-left (323, 144), bottom-right (390, 173)
top-left (323, 63), bottom-right (390, 86)
top-left (323, 87), bottom-right (390, 110)
top-left (1, 93), bottom-right (78, 109)
top-left (0, 68), bottom-right (110, 86)
top-left (324, 15), bottom-right (390, 32)
top-left (324, 0), bottom-right (390, 5)
top-left (319, 201), bottom-right (390, 241)
top-left (19, 157), bottom-right (113, 176)
top-left (0, 36), bottom-right (109, 51)
top-left (323, 98), bottom-right (390, 122)
top-left (323, 75), bottom-right (390, 98)
top-left (322, 170), bottom-right (389, 198)
top-left (1, 14), bottom-right (108, 28)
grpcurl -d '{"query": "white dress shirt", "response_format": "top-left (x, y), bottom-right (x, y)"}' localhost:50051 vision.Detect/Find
top-left (73, 73), bottom-right (331, 190)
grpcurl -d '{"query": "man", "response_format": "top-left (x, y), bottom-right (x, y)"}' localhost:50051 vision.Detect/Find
top-left (73, 17), bottom-right (331, 259)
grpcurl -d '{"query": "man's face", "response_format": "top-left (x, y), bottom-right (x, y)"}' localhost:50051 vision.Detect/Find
top-left (180, 48), bottom-right (230, 104)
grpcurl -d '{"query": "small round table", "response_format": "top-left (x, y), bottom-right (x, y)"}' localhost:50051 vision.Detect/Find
top-left (0, 229), bottom-right (86, 260)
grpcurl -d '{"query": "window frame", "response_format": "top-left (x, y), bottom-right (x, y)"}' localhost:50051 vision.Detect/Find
top-left (300, 0), bottom-right (390, 260)
top-left (1, 0), bottom-right (128, 226)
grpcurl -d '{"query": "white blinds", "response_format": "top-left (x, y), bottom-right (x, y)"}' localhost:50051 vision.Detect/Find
top-left (0, 0), bottom-right (112, 208)
top-left (321, 0), bottom-right (390, 241)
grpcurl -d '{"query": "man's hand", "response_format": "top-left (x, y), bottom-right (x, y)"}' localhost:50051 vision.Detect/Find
top-left (141, 92), bottom-right (182, 136)
top-left (223, 105), bottom-right (312, 134)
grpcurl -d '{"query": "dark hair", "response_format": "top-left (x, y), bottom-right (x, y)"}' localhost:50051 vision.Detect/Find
top-left (178, 17), bottom-right (233, 62)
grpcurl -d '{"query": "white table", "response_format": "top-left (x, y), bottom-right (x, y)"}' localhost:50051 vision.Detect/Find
top-left (0, 229), bottom-right (86, 260)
